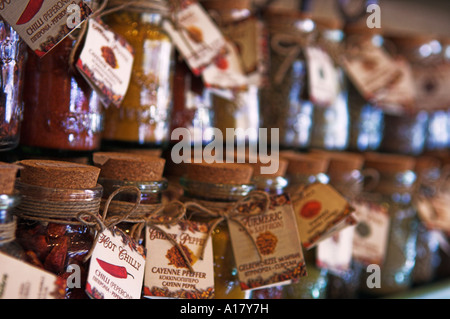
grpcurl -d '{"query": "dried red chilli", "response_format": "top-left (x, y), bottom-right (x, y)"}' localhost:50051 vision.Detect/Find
top-left (16, 0), bottom-right (44, 25)
top-left (96, 258), bottom-right (134, 279)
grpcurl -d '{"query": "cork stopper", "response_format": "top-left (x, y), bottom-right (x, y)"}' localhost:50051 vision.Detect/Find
top-left (201, 0), bottom-right (252, 11)
top-left (313, 15), bottom-right (343, 31)
top-left (93, 152), bottom-right (166, 182)
top-left (363, 152), bottom-right (416, 174)
top-left (185, 162), bottom-right (253, 185)
top-left (310, 150), bottom-right (364, 174)
top-left (0, 162), bottom-right (21, 195)
top-left (126, 149), bottom-right (163, 157)
top-left (280, 151), bottom-right (329, 176)
top-left (414, 156), bottom-right (441, 174)
top-left (225, 150), bottom-right (288, 178)
top-left (18, 159), bottom-right (100, 189)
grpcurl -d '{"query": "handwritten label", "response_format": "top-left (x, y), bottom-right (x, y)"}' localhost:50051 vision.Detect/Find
top-left (86, 227), bottom-right (146, 299)
top-left (0, 0), bottom-right (91, 57)
top-left (228, 194), bottom-right (307, 291)
top-left (0, 252), bottom-right (65, 299)
top-left (143, 220), bottom-right (214, 299)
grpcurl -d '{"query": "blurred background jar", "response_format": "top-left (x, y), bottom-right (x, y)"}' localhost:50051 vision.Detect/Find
top-left (19, 1), bottom-right (103, 157)
top-left (359, 153), bottom-right (419, 297)
top-left (309, 16), bottom-right (350, 151)
top-left (101, 0), bottom-right (174, 149)
top-left (0, 19), bottom-right (26, 152)
top-left (259, 4), bottom-right (315, 150)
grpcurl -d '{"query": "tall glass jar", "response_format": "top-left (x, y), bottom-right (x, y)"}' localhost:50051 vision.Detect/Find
top-left (280, 151), bottom-right (330, 299)
top-left (20, 1), bottom-right (103, 156)
top-left (93, 151), bottom-right (167, 244)
top-left (0, 18), bottom-right (26, 152)
top-left (260, 8), bottom-right (315, 150)
top-left (0, 194), bottom-right (25, 261)
top-left (309, 17), bottom-right (349, 151)
top-left (14, 159), bottom-right (102, 299)
top-left (344, 25), bottom-right (384, 153)
top-left (359, 153), bottom-right (418, 296)
top-left (180, 162), bottom-right (255, 299)
top-left (101, 1), bottom-right (174, 148)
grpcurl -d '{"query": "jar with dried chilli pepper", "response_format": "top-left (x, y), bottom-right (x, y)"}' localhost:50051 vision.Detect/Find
top-left (310, 150), bottom-right (370, 299)
top-left (13, 159), bottom-right (102, 299)
top-left (277, 151), bottom-right (331, 299)
top-left (180, 162), bottom-right (255, 299)
top-left (101, 0), bottom-right (174, 148)
top-left (358, 153), bottom-right (419, 297)
top-left (0, 18), bottom-right (26, 152)
top-left (411, 156), bottom-right (442, 286)
top-left (309, 16), bottom-right (350, 151)
top-left (0, 162), bottom-right (25, 261)
top-left (19, 1), bottom-right (103, 157)
top-left (92, 152), bottom-right (167, 244)
top-left (344, 24), bottom-right (385, 153)
top-left (259, 8), bottom-right (316, 150)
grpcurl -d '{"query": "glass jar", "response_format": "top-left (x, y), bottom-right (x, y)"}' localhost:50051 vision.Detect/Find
top-left (20, 0), bottom-right (103, 155)
top-left (101, 2), bottom-right (173, 148)
top-left (259, 8), bottom-right (315, 150)
top-left (279, 152), bottom-right (330, 299)
top-left (14, 160), bottom-right (102, 299)
top-left (0, 194), bottom-right (25, 261)
top-left (180, 162), bottom-right (255, 299)
top-left (344, 26), bottom-right (384, 153)
top-left (411, 156), bottom-right (442, 285)
top-left (0, 18), bottom-right (26, 152)
top-left (359, 153), bottom-right (418, 296)
top-left (309, 17), bottom-right (350, 151)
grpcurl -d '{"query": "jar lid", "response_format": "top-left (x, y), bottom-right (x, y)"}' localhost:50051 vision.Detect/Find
top-left (363, 152), bottom-right (416, 173)
top-left (93, 152), bottom-right (166, 182)
top-left (185, 162), bottom-right (253, 185)
top-left (0, 162), bottom-right (21, 195)
top-left (280, 151), bottom-right (329, 176)
top-left (225, 151), bottom-right (288, 178)
top-left (200, 0), bottom-right (252, 11)
top-left (310, 150), bottom-right (364, 173)
top-left (313, 15), bottom-right (343, 31)
top-left (414, 156), bottom-right (441, 174)
top-left (17, 159), bottom-right (100, 189)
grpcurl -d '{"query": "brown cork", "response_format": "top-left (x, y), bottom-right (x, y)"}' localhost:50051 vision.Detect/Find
top-left (93, 152), bottom-right (166, 182)
top-left (201, 0), bottom-right (252, 11)
top-left (313, 15), bottom-right (343, 31)
top-left (18, 159), bottom-right (100, 189)
top-left (224, 151), bottom-right (288, 177)
top-left (185, 162), bottom-right (253, 185)
top-left (0, 162), bottom-right (21, 195)
top-left (363, 152), bottom-right (416, 174)
top-left (414, 156), bottom-right (441, 174)
top-left (310, 150), bottom-right (364, 174)
top-left (280, 152), bottom-right (329, 176)
top-left (126, 148), bottom-right (163, 157)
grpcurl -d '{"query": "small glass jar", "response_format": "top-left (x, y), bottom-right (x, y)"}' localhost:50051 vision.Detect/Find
top-left (20, 0), bottom-right (103, 155)
top-left (0, 194), bottom-right (26, 260)
top-left (359, 153), bottom-right (418, 296)
top-left (180, 162), bottom-right (255, 299)
top-left (309, 17), bottom-right (350, 151)
top-left (0, 18), bottom-right (26, 151)
top-left (279, 152), bottom-right (330, 299)
top-left (14, 160), bottom-right (102, 299)
top-left (101, 1), bottom-right (174, 147)
top-left (344, 25), bottom-right (385, 153)
top-left (259, 9), bottom-right (315, 150)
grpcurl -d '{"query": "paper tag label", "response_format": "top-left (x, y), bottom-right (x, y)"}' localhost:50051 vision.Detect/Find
top-left (0, 0), bottom-right (91, 57)
top-left (228, 193), bottom-right (307, 291)
top-left (292, 183), bottom-right (356, 249)
top-left (143, 221), bottom-right (214, 299)
top-left (85, 227), bottom-right (146, 299)
top-left (76, 18), bottom-right (134, 107)
top-left (305, 46), bottom-right (339, 107)
top-left (341, 41), bottom-right (401, 102)
top-left (162, 2), bottom-right (226, 75)
top-left (351, 200), bottom-right (390, 265)
top-left (0, 252), bottom-right (65, 299)
top-left (317, 226), bottom-right (355, 274)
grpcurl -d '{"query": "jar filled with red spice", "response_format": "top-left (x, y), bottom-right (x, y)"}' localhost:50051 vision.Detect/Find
top-left (180, 162), bottom-right (255, 299)
top-left (92, 152), bottom-right (167, 244)
top-left (0, 19), bottom-right (27, 151)
top-left (13, 159), bottom-right (102, 299)
top-left (19, 2), bottom-right (103, 156)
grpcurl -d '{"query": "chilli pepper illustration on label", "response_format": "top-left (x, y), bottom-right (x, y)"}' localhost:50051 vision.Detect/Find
top-left (96, 258), bottom-right (134, 279)
top-left (300, 200), bottom-right (322, 219)
top-left (16, 0), bottom-right (45, 25)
